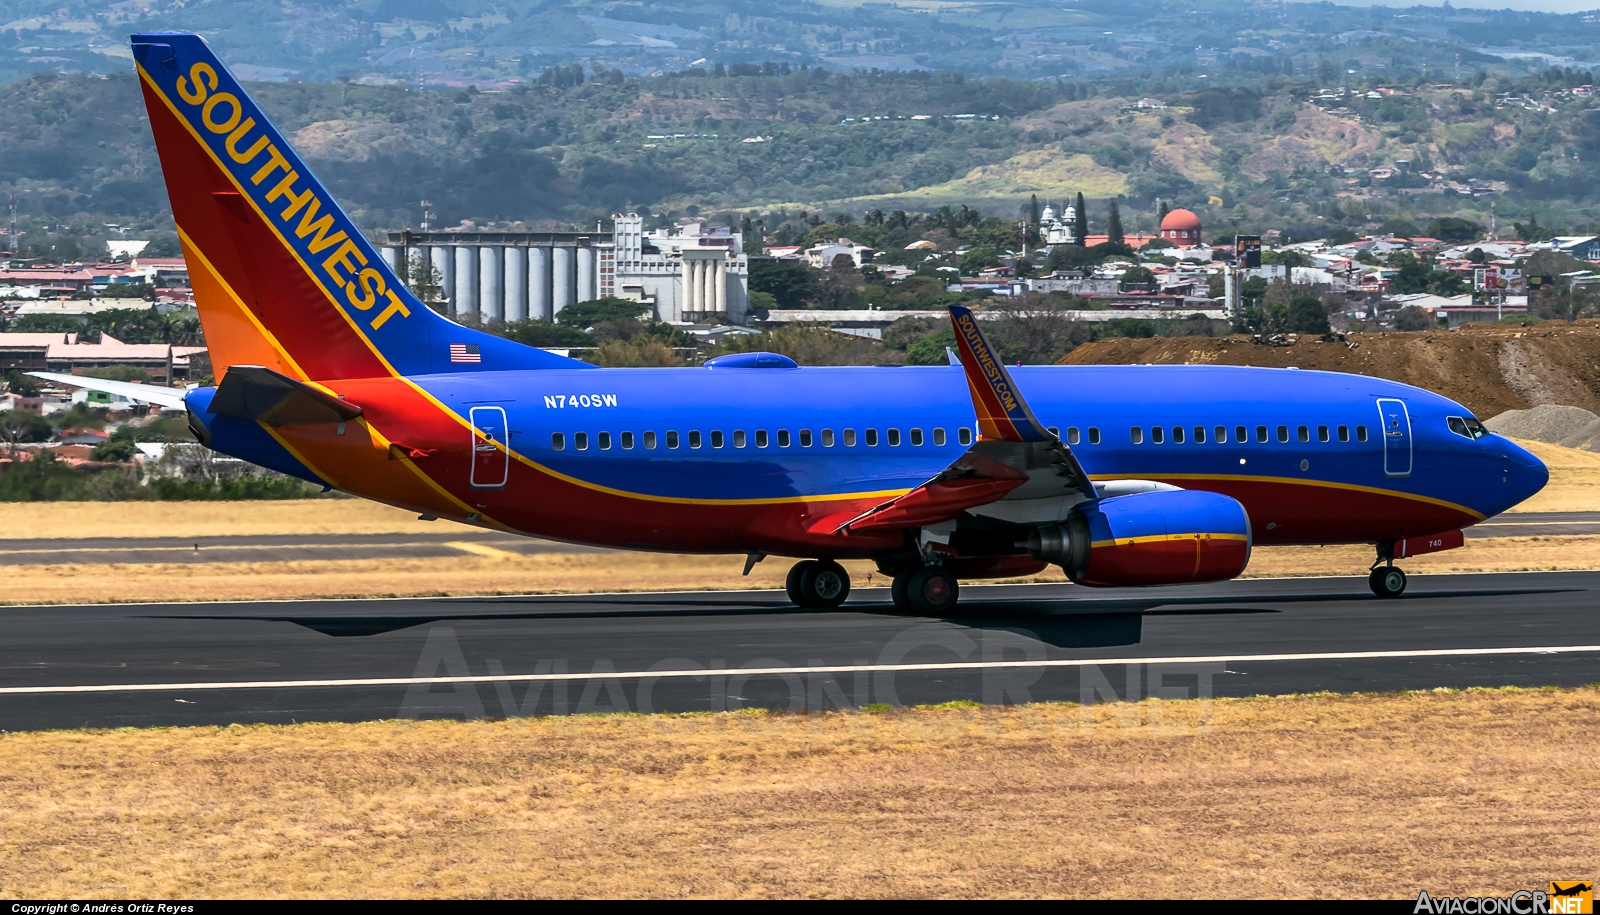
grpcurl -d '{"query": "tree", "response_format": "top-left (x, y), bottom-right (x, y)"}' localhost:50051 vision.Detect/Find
top-left (958, 246), bottom-right (1001, 275)
top-left (1157, 199), bottom-right (1170, 224)
top-left (1467, 248), bottom-right (1487, 264)
top-left (748, 260), bottom-right (818, 309)
top-left (1074, 192), bottom-right (1088, 246)
top-left (1029, 194), bottom-right (1040, 228)
top-left (1393, 305), bottom-right (1435, 331)
top-left (1107, 200), bottom-right (1124, 245)
top-left (1386, 252), bottom-right (1434, 294)
top-left (0, 410), bottom-right (52, 454)
top-left (1317, 59), bottom-right (1339, 84)
top-left (5, 371), bottom-right (40, 397)
top-left (1424, 217), bottom-right (1484, 244)
top-left (494, 319), bottom-right (590, 348)
top-left (554, 297), bottom-right (650, 328)
top-left (1120, 265), bottom-right (1156, 290)
top-left (1285, 296), bottom-right (1330, 334)
top-left (1046, 244), bottom-right (1096, 272)
top-left (1378, 217), bottom-right (1420, 238)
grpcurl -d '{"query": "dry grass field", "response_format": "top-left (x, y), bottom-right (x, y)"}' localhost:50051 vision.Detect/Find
top-left (1, 688), bottom-right (1594, 898)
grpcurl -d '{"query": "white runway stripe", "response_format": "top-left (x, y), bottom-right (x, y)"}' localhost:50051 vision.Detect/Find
top-left (3, 645), bottom-right (1600, 695)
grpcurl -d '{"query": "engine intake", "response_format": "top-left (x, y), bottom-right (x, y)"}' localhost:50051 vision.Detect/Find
top-left (1029, 490), bottom-right (1251, 587)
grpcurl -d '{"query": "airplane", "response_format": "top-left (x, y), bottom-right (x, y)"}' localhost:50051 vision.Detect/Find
top-left (33, 32), bottom-right (1549, 611)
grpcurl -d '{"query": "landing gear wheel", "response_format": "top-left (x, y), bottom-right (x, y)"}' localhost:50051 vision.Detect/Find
top-left (1369, 566), bottom-right (1407, 598)
top-left (789, 560), bottom-right (850, 608)
top-left (891, 571), bottom-right (913, 610)
top-left (905, 566), bottom-right (960, 614)
top-left (785, 560), bottom-right (813, 607)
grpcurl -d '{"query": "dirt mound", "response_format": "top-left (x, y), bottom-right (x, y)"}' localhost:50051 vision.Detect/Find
top-left (1060, 320), bottom-right (1600, 419)
top-left (1485, 405), bottom-right (1600, 452)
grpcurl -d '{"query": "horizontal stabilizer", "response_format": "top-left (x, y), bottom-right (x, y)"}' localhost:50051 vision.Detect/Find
top-left (209, 365), bottom-right (362, 426)
top-left (28, 372), bottom-right (188, 410)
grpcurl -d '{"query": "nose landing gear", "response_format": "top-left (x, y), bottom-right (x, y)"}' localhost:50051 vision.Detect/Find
top-left (785, 559), bottom-right (852, 608)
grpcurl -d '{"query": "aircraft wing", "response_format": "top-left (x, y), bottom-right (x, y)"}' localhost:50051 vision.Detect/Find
top-left (838, 304), bottom-right (1095, 534)
top-left (27, 371), bottom-right (189, 410)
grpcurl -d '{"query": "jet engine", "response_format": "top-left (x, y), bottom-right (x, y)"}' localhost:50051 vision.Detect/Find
top-left (1026, 490), bottom-right (1251, 587)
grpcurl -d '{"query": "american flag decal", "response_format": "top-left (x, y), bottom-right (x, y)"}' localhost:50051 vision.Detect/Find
top-left (449, 343), bottom-right (481, 364)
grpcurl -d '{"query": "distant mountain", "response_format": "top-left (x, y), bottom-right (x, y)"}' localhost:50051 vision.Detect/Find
top-left (3, 0), bottom-right (1600, 86)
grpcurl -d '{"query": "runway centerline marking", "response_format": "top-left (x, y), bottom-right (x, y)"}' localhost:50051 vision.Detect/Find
top-left (4, 644), bottom-right (1599, 695)
top-left (446, 541), bottom-right (523, 559)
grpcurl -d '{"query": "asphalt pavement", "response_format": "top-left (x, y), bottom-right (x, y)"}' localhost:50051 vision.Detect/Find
top-left (1, 571), bottom-right (1597, 731)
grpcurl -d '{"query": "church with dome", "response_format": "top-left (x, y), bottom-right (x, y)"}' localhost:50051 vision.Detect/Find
top-left (1037, 201), bottom-right (1078, 246)
top-left (1159, 208), bottom-right (1203, 247)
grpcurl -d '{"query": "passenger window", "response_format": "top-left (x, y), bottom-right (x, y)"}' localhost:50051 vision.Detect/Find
top-left (1216, 426), bottom-right (1228, 443)
top-left (1297, 426), bottom-right (1309, 443)
top-left (655, 431), bottom-right (667, 449)
top-left (712, 431), bottom-right (725, 448)
top-left (1067, 427), bottom-right (1080, 445)
top-left (933, 428), bottom-right (946, 446)
top-left (1338, 425), bottom-right (1349, 442)
top-left (887, 428), bottom-right (900, 446)
top-left (910, 428), bottom-right (923, 446)
top-left (576, 432), bottom-right (589, 451)
top-left (1277, 425), bottom-right (1289, 443)
top-left (733, 430), bottom-right (746, 448)
top-left (1318, 425), bottom-right (1330, 442)
top-left (844, 429), bottom-right (857, 447)
top-left (689, 431), bottom-right (702, 449)
top-left (1256, 425), bottom-right (1268, 443)
top-left (864, 429), bottom-right (878, 447)
top-left (551, 432), bottom-right (565, 451)
top-left (1236, 425), bottom-right (1247, 443)
top-left (1088, 427), bottom-right (1101, 445)
top-left (799, 429), bottom-right (812, 447)
top-left (1356, 425), bottom-right (1369, 442)
top-left (1171, 426), bottom-right (1184, 444)
top-left (1152, 426), bottom-right (1164, 444)
top-left (822, 429), bottom-right (835, 447)
top-left (958, 427), bottom-right (972, 446)
top-left (1194, 426), bottom-right (1206, 444)
top-left (598, 432), bottom-right (612, 451)
top-left (777, 430), bottom-right (790, 448)
top-left (756, 430), bottom-right (769, 448)
top-left (621, 431), bottom-right (635, 450)
top-left (1131, 426), bottom-right (1144, 444)
top-left (1048, 426), bottom-right (1060, 438)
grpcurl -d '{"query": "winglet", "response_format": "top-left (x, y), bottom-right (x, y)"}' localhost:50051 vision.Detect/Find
top-left (947, 304), bottom-right (1053, 443)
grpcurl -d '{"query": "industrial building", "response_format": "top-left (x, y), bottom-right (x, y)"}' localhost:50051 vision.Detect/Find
top-left (381, 215), bottom-right (749, 325)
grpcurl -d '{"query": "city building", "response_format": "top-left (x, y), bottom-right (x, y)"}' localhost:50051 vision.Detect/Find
top-left (805, 239), bottom-right (874, 268)
top-left (1160, 208), bottom-right (1203, 247)
top-left (383, 215), bottom-right (749, 325)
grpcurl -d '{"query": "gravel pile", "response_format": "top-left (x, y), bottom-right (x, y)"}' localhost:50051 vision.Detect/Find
top-left (1485, 404), bottom-right (1600, 452)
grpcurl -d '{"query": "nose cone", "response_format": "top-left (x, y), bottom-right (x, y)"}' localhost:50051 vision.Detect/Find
top-left (1497, 437), bottom-right (1549, 512)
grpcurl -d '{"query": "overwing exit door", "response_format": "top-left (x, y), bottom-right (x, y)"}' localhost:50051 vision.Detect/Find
top-left (1376, 398), bottom-right (1412, 477)
top-left (469, 405), bottom-right (509, 488)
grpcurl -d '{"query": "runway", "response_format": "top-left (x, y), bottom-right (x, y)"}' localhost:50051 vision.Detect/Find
top-left (2, 571), bottom-right (1598, 731)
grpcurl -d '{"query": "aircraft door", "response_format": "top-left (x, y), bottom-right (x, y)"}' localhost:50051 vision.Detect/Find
top-left (1376, 398), bottom-right (1412, 477)
top-left (469, 405), bottom-right (509, 488)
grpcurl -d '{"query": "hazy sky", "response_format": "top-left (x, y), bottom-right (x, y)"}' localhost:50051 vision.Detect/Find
top-left (1326, 0), bottom-right (1600, 11)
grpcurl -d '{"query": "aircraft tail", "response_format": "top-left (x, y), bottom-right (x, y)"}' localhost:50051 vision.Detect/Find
top-left (130, 33), bottom-right (590, 382)
top-left (947, 304), bottom-right (1053, 443)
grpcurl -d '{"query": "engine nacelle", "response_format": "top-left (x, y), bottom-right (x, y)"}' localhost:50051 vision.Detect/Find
top-left (1027, 490), bottom-right (1251, 587)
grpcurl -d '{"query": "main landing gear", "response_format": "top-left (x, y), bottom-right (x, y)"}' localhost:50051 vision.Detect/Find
top-left (1368, 564), bottom-right (1407, 598)
top-left (786, 559), bottom-right (852, 609)
top-left (891, 566), bottom-right (960, 614)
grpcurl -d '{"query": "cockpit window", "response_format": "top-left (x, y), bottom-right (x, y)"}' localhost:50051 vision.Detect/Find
top-left (1448, 416), bottom-right (1490, 440)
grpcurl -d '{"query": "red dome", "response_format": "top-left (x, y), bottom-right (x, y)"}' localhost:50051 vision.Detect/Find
top-left (1161, 208), bottom-right (1202, 231)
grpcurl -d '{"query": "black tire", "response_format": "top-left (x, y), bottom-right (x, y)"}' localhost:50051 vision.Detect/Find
top-left (891, 571), bottom-right (914, 610)
top-left (1369, 566), bottom-right (1407, 598)
top-left (801, 560), bottom-right (851, 609)
top-left (905, 566), bottom-right (959, 614)
top-left (786, 560), bottom-right (814, 606)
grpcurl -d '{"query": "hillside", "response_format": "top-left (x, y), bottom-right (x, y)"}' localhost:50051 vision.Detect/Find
top-left (1060, 320), bottom-right (1600, 421)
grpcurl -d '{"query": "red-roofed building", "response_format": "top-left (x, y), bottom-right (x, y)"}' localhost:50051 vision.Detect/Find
top-left (1159, 209), bottom-right (1203, 247)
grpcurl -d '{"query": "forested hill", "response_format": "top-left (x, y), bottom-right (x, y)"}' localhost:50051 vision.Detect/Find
top-left (10, 60), bottom-right (1600, 259)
